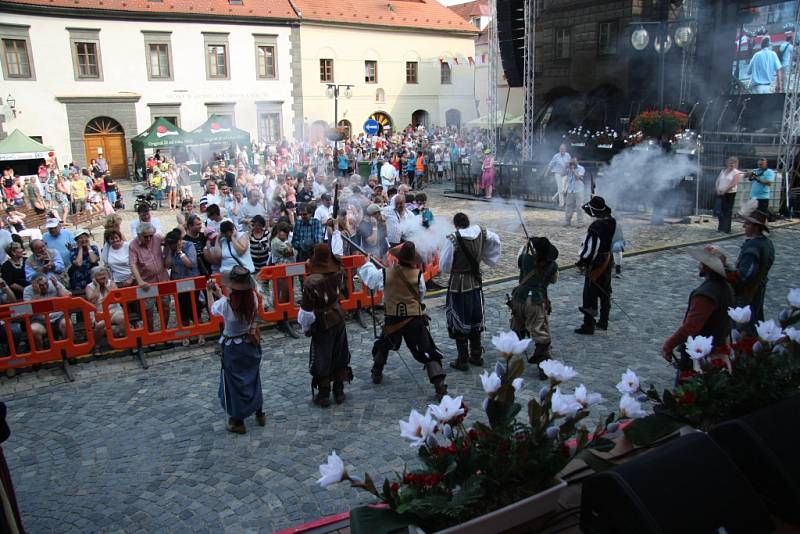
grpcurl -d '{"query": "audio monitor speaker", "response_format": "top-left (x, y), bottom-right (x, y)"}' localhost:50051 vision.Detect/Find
top-left (495, 0), bottom-right (524, 87)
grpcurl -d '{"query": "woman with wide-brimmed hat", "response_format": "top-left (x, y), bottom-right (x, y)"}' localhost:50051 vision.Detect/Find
top-left (734, 202), bottom-right (774, 326)
top-left (297, 243), bottom-right (352, 407)
top-left (208, 265), bottom-right (265, 434)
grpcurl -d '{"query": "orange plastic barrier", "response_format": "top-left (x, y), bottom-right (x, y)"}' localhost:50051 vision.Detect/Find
top-left (382, 252), bottom-right (440, 282)
top-left (0, 297), bottom-right (97, 375)
top-left (102, 276), bottom-right (223, 351)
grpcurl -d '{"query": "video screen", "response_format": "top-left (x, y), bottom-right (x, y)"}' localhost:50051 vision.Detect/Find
top-left (732, 0), bottom-right (797, 94)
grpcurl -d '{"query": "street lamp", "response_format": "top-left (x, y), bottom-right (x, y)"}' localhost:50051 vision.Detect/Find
top-left (326, 84), bottom-right (353, 131)
top-left (5, 94), bottom-right (17, 118)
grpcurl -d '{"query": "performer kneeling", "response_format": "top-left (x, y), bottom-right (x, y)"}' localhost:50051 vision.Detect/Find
top-left (361, 242), bottom-right (448, 399)
top-left (298, 244), bottom-right (353, 408)
top-left (208, 265), bottom-right (265, 434)
top-left (510, 237), bottom-right (559, 378)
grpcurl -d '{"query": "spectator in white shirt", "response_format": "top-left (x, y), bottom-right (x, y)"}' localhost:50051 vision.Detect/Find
top-left (130, 205), bottom-right (162, 238)
top-left (380, 160), bottom-right (398, 189)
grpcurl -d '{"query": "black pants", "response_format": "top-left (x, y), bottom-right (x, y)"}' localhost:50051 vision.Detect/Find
top-left (177, 290), bottom-right (204, 325)
top-left (581, 262), bottom-right (613, 325)
top-left (718, 193), bottom-right (736, 233)
top-left (756, 199), bottom-right (770, 218)
top-left (372, 316), bottom-right (442, 370)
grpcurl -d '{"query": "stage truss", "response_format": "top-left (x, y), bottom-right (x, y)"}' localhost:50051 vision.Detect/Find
top-left (777, 1), bottom-right (800, 209)
top-left (487, 0), bottom-right (499, 153)
top-left (522, 0), bottom-right (537, 160)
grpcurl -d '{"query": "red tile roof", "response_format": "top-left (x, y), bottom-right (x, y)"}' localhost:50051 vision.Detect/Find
top-left (3, 0), bottom-right (299, 20)
top-left (449, 0), bottom-right (488, 21)
top-left (292, 0), bottom-right (479, 32)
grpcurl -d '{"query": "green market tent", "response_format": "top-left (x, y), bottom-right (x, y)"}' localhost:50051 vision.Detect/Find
top-left (130, 117), bottom-right (190, 179)
top-left (189, 115), bottom-right (251, 145)
top-left (0, 129), bottom-right (53, 161)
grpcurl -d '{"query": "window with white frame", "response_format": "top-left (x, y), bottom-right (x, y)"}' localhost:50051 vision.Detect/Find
top-left (597, 21), bottom-right (618, 55)
top-left (554, 27), bottom-right (571, 60)
top-left (0, 24), bottom-right (34, 81)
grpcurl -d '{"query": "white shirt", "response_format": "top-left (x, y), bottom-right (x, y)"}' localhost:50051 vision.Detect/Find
top-left (0, 229), bottom-right (12, 265)
top-left (383, 207), bottom-right (413, 244)
top-left (716, 168), bottom-right (741, 194)
top-left (103, 242), bottom-right (132, 283)
top-left (312, 181), bottom-right (328, 198)
top-left (314, 204), bottom-right (332, 224)
top-left (205, 217), bottom-right (232, 233)
top-left (130, 218), bottom-right (162, 239)
top-left (380, 162), bottom-right (398, 188)
top-left (548, 152), bottom-right (572, 174)
top-left (211, 295), bottom-right (255, 341)
top-left (439, 225), bottom-right (502, 273)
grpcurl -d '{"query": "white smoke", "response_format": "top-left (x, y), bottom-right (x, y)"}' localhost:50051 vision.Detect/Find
top-left (398, 213), bottom-right (453, 262)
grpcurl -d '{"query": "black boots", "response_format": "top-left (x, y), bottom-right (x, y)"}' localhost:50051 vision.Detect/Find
top-left (371, 345), bottom-right (388, 384)
top-left (313, 377), bottom-right (331, 408)
top-left (450, 338), bottom-right (469, 371)
top-left (426, 361), bottom-right (448, 400)
top-left (468, 331), bottom-right (484, 366)
top-left (227, 418), bottom-right (246, 434)
top-left (332, 368), bottom-right (350, 405)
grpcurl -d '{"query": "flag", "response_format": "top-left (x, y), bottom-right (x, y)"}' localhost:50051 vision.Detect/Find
top-left (468, 56), bottom-right (475, 66)
top-left (453, 57), bottom-right (459, 65)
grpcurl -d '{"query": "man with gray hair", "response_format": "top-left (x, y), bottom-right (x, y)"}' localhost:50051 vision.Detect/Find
top-left (129, 222), bottom-right (170, 331)
top-left (25, 239), bottom-right (65, 283)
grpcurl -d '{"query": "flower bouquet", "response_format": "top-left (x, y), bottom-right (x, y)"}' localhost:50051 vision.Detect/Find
top-left (318, 332), bottom-right (621, 533)
top-left (593, 127), bottom-right (619, 149)
top-left (563, 126), bottom-right (591, 147)
top-left (631, 109), bottom-right (689, 140)
top-left (625, 294), bottom-right (800, 445)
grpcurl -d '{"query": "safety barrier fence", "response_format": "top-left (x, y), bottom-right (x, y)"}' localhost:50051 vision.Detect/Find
top-left (0, 254), bottom-right (440, 379)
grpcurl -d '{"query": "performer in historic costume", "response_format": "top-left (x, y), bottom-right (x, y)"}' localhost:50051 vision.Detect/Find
top-left (362, 242), bottom-right (448, 399)
top-left (662, 246), bottom-right (735, 371)
top-left (734, 204), bottom-right (774, 328)
top-left (575, 196), bottom-right (616, 335)
top-left (297, 244), bottom-right (352, 408)
top-left (440, 212), bottom-right (502, 371)
top-left (208, 265), bottom-right (265, 434)
top-left (0, 402), bottom-right (24, 534)
top-left (509, 237), bottom-right (559, 378)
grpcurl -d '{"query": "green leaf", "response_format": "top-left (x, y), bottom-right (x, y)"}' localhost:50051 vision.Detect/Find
top-left (604, 411), bottom-right (616, 427)
top-left (528, 398), bottom-right (542, 427)
top-left (623, 414), bottom-right (686, 447)
top-left (508, 357), bottom-right (525, 381)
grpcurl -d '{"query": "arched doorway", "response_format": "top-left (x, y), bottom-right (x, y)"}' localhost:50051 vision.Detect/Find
top-left (411, 109), bottom-right (429, 129)
top-left (84, 117), bottom-right (127, 179)
top-left (369, 111), bottom-right (393, 135)
top-left (337, 119), bottom-right (352, 140)
top-left (445, 109), bottom-right (462, 128)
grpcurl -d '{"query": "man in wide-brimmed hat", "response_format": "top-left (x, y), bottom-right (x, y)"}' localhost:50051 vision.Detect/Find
top-left (662, 246), bottom-right (735, 369)
top-left (510, 237), bottom-right (559, 378)
top-left (575, 196), bottom-right (616, 335)
top-left (297, 243), bottom-right (352, 407)
top-left (368, 241), bottom-right (448, 399)
top-left (440, 212), bottom-right (502, 371)
top-left (734, 203), bottom-right (774, 326)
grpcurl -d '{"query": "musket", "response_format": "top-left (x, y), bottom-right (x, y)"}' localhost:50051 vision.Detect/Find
top-left (331, 180), bottom-right (341, 220)
top-left (341, 233), bottom-right (385, 339)
top-left (513, 203), bottom-right (534, 256)
top-left (341, 234), bottom-right (386, 269)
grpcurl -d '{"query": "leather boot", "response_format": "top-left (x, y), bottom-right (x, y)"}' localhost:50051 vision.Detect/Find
top-left (313, 377), bottom-right (331, 408)
top-left (449, 337), bottom-right (469, 371)
top-left (371, 345), bottom-right (388, 384)
top-left (426, 361), bottom-right (448, 400)
top-left (468, 331), bottom-right (484, 366)
top-left (574, 319), bottom-right (595, 335)
top-left (333, 368), bottom-right (349, 404)
top-left (227, 418), bottom-right (246, 434)
top-left (597, 307), bottom-right (610, 331)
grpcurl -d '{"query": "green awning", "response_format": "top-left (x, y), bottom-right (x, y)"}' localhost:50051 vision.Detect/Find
top-left (130, 117), bottom-right (190, 150)
top-left (0, 129), bottom-right (53, 161)
top-left (189, 115), bottom-right (251, 145)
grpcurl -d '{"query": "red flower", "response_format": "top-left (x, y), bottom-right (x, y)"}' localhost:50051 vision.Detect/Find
top-left (678, 370), bottom-right (697, 384)
top-left (735, 337), bottom-right (757, 354)
top-left (709, 358), bottom-right (727, 369)
top-left (677, 391), bottom-right (696, 406)
top-left (391, 482), bottom-right (400, 493)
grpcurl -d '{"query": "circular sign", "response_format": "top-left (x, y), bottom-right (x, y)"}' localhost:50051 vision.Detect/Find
top-left (157, 125), bottom-right (168, 134)
top-left (363, 119), bottom-right (380, 136)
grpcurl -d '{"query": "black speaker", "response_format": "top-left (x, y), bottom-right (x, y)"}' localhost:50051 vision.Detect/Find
top-left (496, 0), bottom-right (524, 87)
top-left (709, 395), bottom-right (800, 525)
top-left (580, 433), bottom-right (773, 534)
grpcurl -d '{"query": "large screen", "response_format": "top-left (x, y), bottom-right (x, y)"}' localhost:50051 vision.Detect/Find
top-left (732, 1), bottom-right (797, 94)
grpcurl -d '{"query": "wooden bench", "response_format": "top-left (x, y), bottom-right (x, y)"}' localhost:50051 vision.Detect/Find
top-left (17, 206), bottom-right (48, 231)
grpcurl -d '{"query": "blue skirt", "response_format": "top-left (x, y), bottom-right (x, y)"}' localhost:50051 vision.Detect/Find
top-left (218, 341), bottom-right (263, 420)
top-left (445, 288), bottom-right (485, 337)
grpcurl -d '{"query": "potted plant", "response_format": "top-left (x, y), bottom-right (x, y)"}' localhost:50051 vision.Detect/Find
top-left (631, 109), bottom-right (689, 140)
top-left (563, 126), bottom-right (591, 147)
top-left (317, 332), bottom-right (627, 534)
top-left (625, 292), bottom-right (800, 445)
top-left (593, 127), bottom-right (619, 149)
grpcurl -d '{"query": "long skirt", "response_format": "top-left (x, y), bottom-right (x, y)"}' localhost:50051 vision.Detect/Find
top-left (446, 288), bottom-right (485, 338)
top-left (309, 321), bottom-right (351, 378)
top-left (218, 341), bottom-right (263, 420)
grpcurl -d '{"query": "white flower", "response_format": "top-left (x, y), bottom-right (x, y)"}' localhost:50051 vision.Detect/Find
top-left (685, 336), bottom-right (714, 360)
top-left (317, 451), bottom-right (346, 488)
top-left (619, 394), bottom-right (648, 419)
top-left (756, 320), bottom-right (784, 343)
top-left (428, 395), bottom-right (465, 423)
top-left (727, 306), bottom-right (751, 324)
top-left (785, 327), bottom-right (800, 344)
top-left (491, 331), bottom-right (531, 357)
top-left (574, 384), bottom-right (603, 408)
top-left (512, 377), bottom-right (524, 393)
top-left (788, 288), bottom-right (800, 308)
top-left (480, 371), bottom-right (502, 396)
top-left (539, 359), bottom-right (577, 383)
top-left (551, 387), bottom-right (582, 418)
top-left (399, 409), bottom-right (437, 448)
top-left (615, 369), bottom-right (640, 395)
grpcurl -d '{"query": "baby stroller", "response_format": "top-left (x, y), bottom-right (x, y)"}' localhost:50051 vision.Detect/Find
top-left (133, 184), bottom-right (158, 212)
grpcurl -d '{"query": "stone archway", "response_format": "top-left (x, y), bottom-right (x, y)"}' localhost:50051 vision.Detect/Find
top-left (369, 111), bottom-right (393, 135)
top-left (84, 116), bottom-right (128, 180)
top-left (411, 109), bottom-right (430, 129)
top-left (337, 119), bottom-right (352, 140)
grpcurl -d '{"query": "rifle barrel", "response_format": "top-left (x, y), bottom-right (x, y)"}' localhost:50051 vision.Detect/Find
top-left (342, 234), bottom-right (386, 269)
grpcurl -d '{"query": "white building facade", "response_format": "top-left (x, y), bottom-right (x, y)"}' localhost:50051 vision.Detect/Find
top-left (0, 3), bottom-right (299, 178)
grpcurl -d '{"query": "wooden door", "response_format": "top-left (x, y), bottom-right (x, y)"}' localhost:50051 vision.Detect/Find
top-left (84, 117), bottom-right (128, 180)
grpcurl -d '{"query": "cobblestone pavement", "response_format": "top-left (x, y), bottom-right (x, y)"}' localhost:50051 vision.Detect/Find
top-left (2, 204), bottom-right (798, 532)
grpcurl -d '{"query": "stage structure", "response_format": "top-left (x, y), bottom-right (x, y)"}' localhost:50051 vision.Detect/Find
top-left (487, 0), bottom-right (499, 153)
top-left (778, 0), bottom-right (800, 211)
top-left (522, 0), bottom-right (537, 160)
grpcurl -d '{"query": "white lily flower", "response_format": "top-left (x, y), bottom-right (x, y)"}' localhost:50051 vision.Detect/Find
top-left (788, 288), bottom-right (800, 308)
top-left (756, 320), bottom-right (784, 343)
top-left (399, 409), bottom-right (437, 448)
top-left (539, 359), bottom-right (577, 383)
top-left (619, 394), bottom-right (648, 419)
top-left (785, 327), bottom-right (800, 344)
top-left (480, 370), bottom-right (502, 396)
top-left (615, 369), bottom-right (640, 395)
top-left (512, 377), bottom-right (524, 393)
top-left (727, 306), bottom-right (751, 324)
top-left (317, 451), bottom-right (346, 488)
top-left (491, 331), bottom-right (531, 358)
top-left (574, 384), bottom-right (603, 408)
top-left (685, 336), bottom-right (714, 360)
top-left (551, 387), bottom-right (582, 418)
top-left (428, 395), bottom-right (465, 423)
